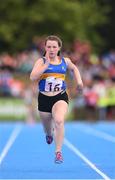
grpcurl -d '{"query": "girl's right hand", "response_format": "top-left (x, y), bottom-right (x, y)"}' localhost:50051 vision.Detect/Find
top-left (45, 51), bottom-right (50, 64)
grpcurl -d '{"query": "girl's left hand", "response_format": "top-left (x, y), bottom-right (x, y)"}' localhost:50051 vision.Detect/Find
top-left (76, 84), bottom-right (83, 95)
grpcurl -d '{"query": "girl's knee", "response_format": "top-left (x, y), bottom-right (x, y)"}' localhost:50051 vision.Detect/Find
top-left (54, 118), bottom-right (64, 128)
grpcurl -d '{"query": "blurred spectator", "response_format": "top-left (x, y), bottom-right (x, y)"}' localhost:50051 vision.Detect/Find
top-left (108, 62), bottom-right (115, 81)
top-left (93, 78), bottom-right (107, 120)
top-left (0, 69), bottom-right (24, 97)
top-left (0, 53), bottom-right (17, 71)
top-left (106, 79), bottom-right (115, 120)
top-left (0, 69), bottom-right (13, 96)
top-left (23, 83), bottom-right (37, 124)
top-left (84, 80), bottom-right (99, 120)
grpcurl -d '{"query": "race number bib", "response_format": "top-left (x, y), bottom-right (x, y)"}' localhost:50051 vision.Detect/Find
top-left (45, 77), bottom-right (63, 92)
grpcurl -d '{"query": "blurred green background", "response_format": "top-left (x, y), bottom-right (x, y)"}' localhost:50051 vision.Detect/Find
top-left (0, 0), bottom-right (115, 122)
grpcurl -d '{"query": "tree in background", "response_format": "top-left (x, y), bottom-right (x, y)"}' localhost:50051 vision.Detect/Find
top-left (0, 0), bottom-right (110, 53)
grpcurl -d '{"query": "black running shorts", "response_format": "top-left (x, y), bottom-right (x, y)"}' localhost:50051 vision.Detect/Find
top-left (38, 91), bottom-right (69, 113)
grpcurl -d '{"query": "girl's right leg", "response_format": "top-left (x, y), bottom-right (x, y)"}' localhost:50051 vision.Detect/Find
top-left (39, 111), bottom-right (53, 144)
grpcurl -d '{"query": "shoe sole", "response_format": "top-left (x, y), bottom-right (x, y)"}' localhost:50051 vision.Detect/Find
top-left (55, 160), bottom-right (63, 164)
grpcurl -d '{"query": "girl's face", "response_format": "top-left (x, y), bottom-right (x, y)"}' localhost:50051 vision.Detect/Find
top-left (45, 40), bottom-right (60, 58)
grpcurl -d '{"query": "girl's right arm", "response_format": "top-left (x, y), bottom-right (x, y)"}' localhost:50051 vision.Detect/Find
top-left (30, 58), bottom-right (49, 81)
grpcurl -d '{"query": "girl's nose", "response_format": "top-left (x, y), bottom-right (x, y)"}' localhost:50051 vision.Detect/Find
top-left (50, 47), bottom-right (54, 51)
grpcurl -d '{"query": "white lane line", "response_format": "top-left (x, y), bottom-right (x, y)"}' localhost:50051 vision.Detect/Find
top-left (64, 138), bottom-right (111, 180)
top-left (0, 125), bottom-right (22, 165)
top-left (0, 179), bottom-right (111, 180)
top-left (76, 126), bottom-right (115, 143)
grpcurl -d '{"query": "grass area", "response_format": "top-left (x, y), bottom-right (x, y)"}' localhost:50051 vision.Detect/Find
top-left (0, 97), bottom-right (27, 121)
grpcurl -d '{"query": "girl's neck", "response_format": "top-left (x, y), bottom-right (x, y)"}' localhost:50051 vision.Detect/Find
top-left (49, 56), bottom-right (57, 61)
top-left (50, 56), bottom-right (61, 64)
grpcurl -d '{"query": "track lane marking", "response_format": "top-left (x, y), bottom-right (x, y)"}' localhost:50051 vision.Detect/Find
top-left (76, 126), bottom-right (115, 143)
top-left (64, 138), bottom-right (111, 180)
top-left (0, 125), bottom-right (22, 165)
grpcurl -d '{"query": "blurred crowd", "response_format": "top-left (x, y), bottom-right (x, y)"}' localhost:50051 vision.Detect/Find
top-left (0, 39), bottom-right (115, 120)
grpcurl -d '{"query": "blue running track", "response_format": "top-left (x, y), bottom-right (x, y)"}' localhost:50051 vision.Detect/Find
top-left (0, 121), bottom-right (115, 180)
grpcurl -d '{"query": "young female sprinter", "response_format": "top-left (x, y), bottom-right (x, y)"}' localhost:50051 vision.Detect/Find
top-left (30, 35), bottom-right (83, 163)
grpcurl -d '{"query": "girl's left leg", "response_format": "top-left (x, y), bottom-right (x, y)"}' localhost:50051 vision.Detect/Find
top-left (52, 100), bottom-right (68, 153)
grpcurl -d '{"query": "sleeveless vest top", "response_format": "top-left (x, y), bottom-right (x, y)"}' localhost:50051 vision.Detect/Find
top-left (38, 57), bottom-right (67, 92)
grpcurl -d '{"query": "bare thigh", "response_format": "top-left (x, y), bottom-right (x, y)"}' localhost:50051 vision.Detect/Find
top-left (52, 100), bottom-right (68, 123)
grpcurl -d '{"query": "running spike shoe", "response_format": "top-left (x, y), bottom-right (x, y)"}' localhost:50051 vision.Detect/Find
top-left (46, 135), bottom-right (53, 144)
top-left (55, 151), bottom-right (63, 164)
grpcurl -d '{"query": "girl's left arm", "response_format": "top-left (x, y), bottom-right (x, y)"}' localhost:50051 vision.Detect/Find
top-left (65, 57), bottom-right (83, 93)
